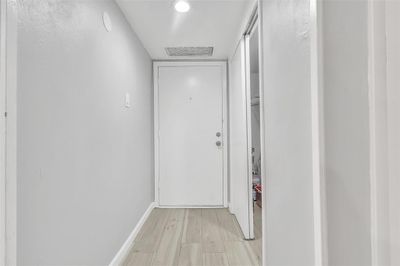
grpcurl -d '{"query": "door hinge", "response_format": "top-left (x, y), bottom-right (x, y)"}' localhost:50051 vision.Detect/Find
top-left (4, 112), bottom-right (7, 117)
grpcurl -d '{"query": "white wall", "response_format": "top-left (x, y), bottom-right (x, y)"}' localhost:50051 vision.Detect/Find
top-left (321, 2), bottom-right (400, 265)
top-left (386, 2), bottom-right (400, 265)
top-left (259, 0), bottom-right (316, 264)
top-left (15, 0), bottom-right (153, 264)
top-left (369, 1), bottom-right (390, 265)
top-left (322, 1), bottom-right (371, 265)
top-left (365, 3), bottom-right (400, 265)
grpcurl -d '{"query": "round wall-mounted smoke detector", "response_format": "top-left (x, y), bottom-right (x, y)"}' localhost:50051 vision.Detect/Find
top-left (103, 12), bottom-right (112, 32)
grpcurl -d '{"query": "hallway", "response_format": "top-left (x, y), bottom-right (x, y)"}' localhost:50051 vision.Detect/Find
top-left (123, 208), bottom-right (262, 266)
top-left (2, 0), bottom-right (400, 265)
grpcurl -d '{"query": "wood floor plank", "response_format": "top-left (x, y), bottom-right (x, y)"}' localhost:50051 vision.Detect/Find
top-left (215, 208), bottom-right (242, 241)
top-left (131, 208), bottom-right (170, 253)
top-left (135, 208), bottom-right (162, 241)
top-left (178, 243), bottom-right (203, 266)
top-left (252, 204), bottom-right (263, 265)
top-left (182, 209), bottom-right (202, 244)
top-left (122, 207), bottom-right (262, 266)
top-left (253, 205), bottom-right (262, 240)
top-left (152, 209), bottom-right (186, 266)
top-left (123, 253), bottom-right (154, 266)
top-left (203, 253), bottom-right (229, 266)
top-left (201, 209), bottom-right (225, 253)
top-left (224, 241), bottom-right (259, 266)
top-left (247, 239), bottom-right (262, 265)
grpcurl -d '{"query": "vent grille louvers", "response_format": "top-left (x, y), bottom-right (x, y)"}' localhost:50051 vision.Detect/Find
top-left (165, 47), bottom-right (214, 57)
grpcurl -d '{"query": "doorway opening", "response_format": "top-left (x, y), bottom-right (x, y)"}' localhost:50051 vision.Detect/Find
top-left (227, 3), bottom-right (262, 262)
top-left (246, 22), bottom-right (262, 244)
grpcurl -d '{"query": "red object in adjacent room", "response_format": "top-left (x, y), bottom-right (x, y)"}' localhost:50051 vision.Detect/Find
top-left (255, 185), bottom-right (262, 208)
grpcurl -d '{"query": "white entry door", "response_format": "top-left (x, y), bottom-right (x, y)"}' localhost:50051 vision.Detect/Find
top-left (155, 62), bottom-right (227, 207)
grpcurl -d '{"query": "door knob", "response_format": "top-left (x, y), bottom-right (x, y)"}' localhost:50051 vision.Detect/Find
top-left (216, 132), bottom-right (221, 137)
top-left (216, 141), bottom-right (222, 147)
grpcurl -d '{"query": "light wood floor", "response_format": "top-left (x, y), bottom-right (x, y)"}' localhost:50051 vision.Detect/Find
top-left (123, 207), bottom-right (262, 266)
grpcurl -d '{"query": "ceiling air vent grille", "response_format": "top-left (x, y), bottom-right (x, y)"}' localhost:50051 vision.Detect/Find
top-left (165, 47), bottom-right (214, 57)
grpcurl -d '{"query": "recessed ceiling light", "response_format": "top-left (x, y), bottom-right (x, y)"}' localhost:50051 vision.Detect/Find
top-left (174, 0), bottom-right (190, 13)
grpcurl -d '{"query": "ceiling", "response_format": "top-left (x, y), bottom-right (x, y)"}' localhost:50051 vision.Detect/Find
top-left (116, 0), bottom-right (255, 60)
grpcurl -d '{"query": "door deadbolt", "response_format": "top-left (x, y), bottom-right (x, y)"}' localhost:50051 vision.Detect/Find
top-left (216, 132), bottom-right (221, 137)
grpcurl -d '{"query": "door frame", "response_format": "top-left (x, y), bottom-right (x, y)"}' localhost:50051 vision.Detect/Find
top-left (0, 0), bottom-right (6, 263)
top-left (242, 18), bottom-right (259, 240)
top-left (1, 0), bottom-right (17, 265)
top-left (153, 61), bottom-right (228, 208)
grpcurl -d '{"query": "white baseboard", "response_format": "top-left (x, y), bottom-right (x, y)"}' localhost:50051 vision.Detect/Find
top-left (157, 205), bottom-right (224, 209)
top-left (109, 202), bottom-right (156, 266)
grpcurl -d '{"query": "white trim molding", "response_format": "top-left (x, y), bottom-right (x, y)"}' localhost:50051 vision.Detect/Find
top-left (367, 1), bottom-right (390, 266)
top-left (368, 2), bottom-right (378, 264)
top-left (244, 30), bottom-right (256, 240)
top-left (310, 0), bottom-right (325, 265)
top-left (0, 0), bottom-right (7, 263)
top-left (256, 1), bottom-right (266, 265)
top-left (3, 1), bottom-right (18, 265)
top-left (109, 202), bottom-right (156, 266)
top-left (156, 205), bottom-right (224, 209)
